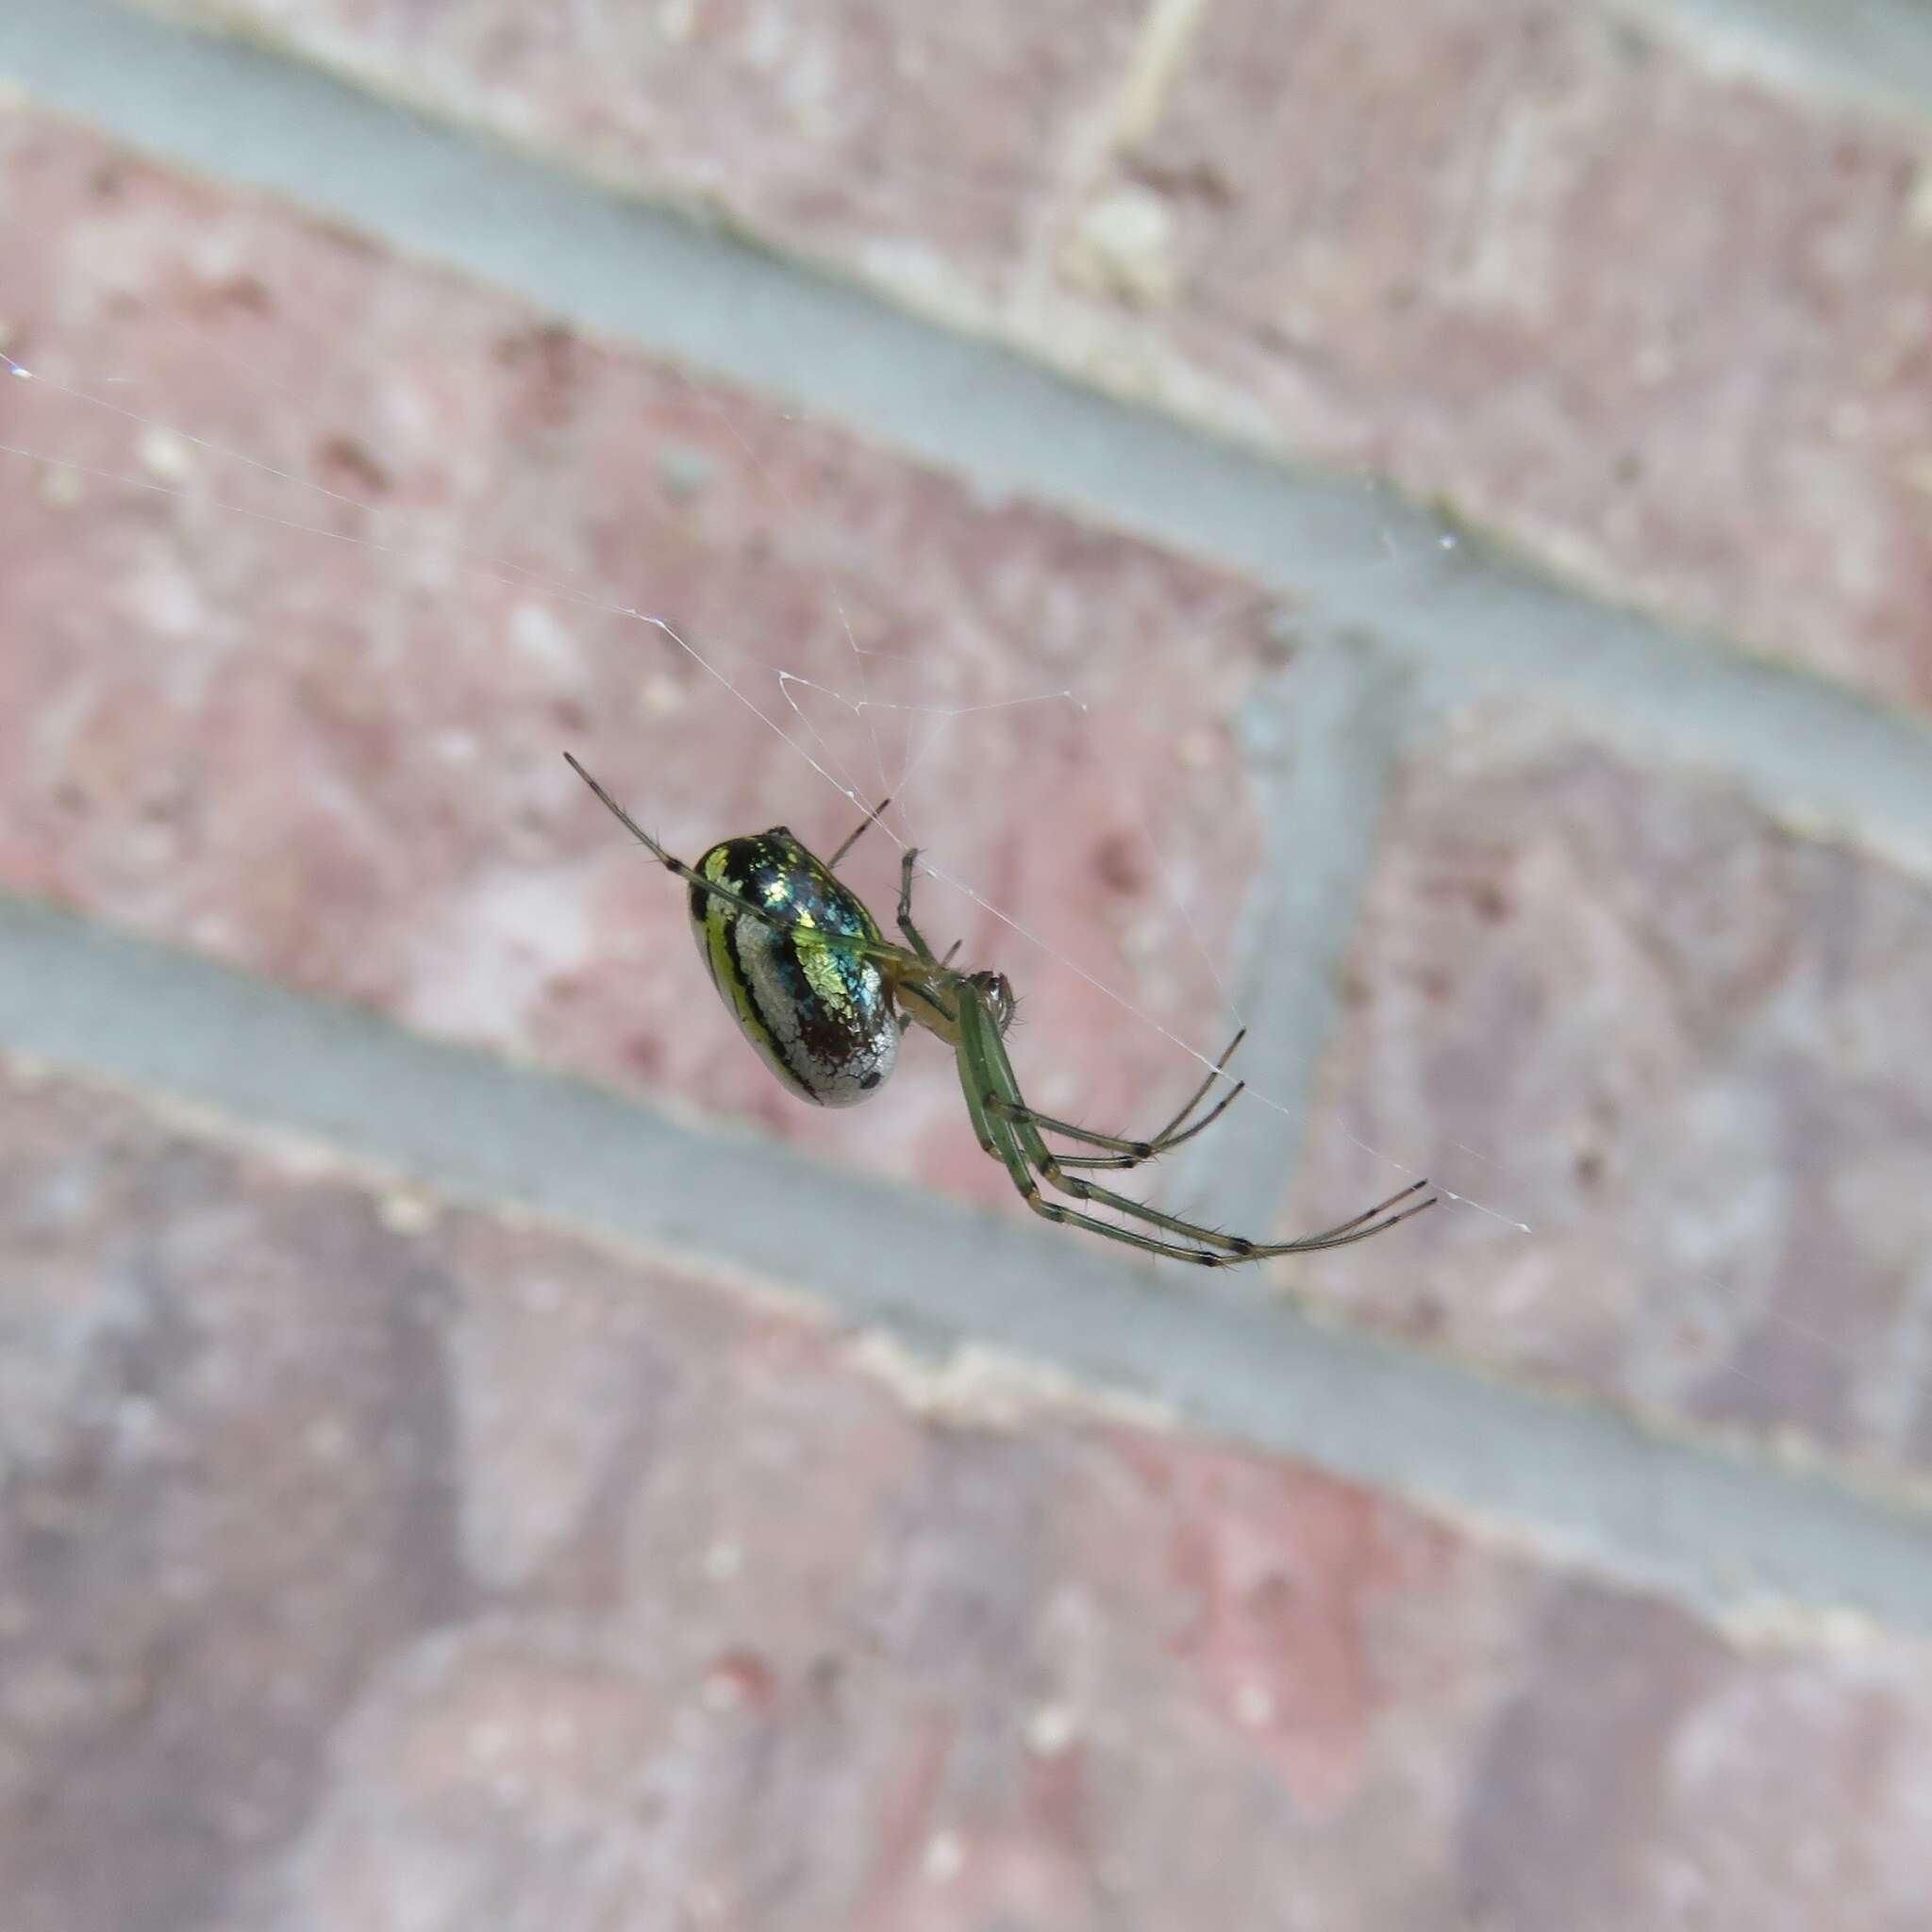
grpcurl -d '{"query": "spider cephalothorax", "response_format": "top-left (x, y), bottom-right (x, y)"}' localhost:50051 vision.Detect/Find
top-left (566, 754), bottom-right (1435, 1265)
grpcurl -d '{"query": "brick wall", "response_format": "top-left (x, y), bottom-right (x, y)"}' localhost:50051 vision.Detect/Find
top-left (3, 2), bottom-right (1931, 1926)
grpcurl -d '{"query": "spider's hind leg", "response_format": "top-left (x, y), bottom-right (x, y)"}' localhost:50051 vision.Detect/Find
top-left (959, 992), bottom-right (1434, 1263)
top-left (989, 1026), bottom-right (1248, 1173)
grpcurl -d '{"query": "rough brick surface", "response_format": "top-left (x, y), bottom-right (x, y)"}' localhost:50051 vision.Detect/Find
top-left (0, 108), bottom-right (1271, 1215)
top-left (1095, 0), bottom-right (1932, 711)
top-left (5, 1058), bottom-right (1930, 1932)
top-left (159, 0), bottom-right (1142, 296)
top-left (147, 0), bottom-right (1932, 711)
top-left (1291, 706), bottom-right (1932, 1482)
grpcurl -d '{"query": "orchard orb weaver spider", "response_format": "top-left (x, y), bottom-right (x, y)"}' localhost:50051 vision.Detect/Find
top-left (565, 754), bottom-right (1436, 1265)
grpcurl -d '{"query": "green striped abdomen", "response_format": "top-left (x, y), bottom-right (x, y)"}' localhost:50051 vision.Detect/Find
top-left (689, 827), bottom-right (899, 1108)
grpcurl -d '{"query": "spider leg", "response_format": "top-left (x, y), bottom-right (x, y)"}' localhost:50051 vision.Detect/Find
top-left (566, 753), bottom-right (766, 914)
top-left (1270, 1179), bottom-right (1438, 1247)
top-left (892, 848), bottom-right (969, 981)
top-left (565, 754), bottom-right (924, 974)
top-left (958, 991), bottom-right (1434, 1262)
top-left (963, 1014), bottom-right (1254, 1264)
top-left (1044, 1090), bottom-right (1242, 1170)
top-left (893, 845), bottom-right (943, 963)
top-left (991, 1027), bottom-right (1248, 1173)
top-left (1035, 1111), bottom-right (1432, 1257)
top-left (828, 794), bottom-right (892, 870)
top-left (1009, 1080), bottom-right (1242, 1171)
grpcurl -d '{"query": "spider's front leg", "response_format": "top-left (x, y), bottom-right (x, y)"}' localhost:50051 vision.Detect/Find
top-left (565, 753), bottom-right (912, 966)
top-left (895, 845), bottom-right (965, 974)
top-left (562, 754), bottom-right (758, 913)
top-left (895, 846), bottom-right (940, 963)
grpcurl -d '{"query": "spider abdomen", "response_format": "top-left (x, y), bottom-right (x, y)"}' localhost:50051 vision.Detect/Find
top-left (688, 827), bottom-right (899, 1108)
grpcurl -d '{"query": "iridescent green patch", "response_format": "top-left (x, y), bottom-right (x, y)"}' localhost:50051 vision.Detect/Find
top-left (689, 829), bottom-right (899, 1108)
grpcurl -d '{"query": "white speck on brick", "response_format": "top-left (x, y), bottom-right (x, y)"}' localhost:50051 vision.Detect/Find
top-left (1064, 187), bottom-right (1179, 308)
top-left (1026, 1703), bottom-right (1078, 1757)
top-left (509, 600), bottom-right (585, 679)
top-left (133, 561), bottom-right (206, 639)
top-left (1235, 1681), bottom-right (1275, 1728)
top-left (136, 426), bottom-right (195, 482)
top-left (377, 1189), bottom-right (437, 1235)
top-left (431, 727), bottom-right (480, 766)
top-left (636, 673), bottom-right (687, 719)
top-left (922, 1830), bottom-right (964, 1884)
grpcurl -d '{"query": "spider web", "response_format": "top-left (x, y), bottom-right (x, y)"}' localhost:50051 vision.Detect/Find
top-left (0, 92), bottom-right (1915, 1480)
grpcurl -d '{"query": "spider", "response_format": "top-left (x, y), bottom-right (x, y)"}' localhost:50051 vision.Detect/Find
top-left (564, 754), bottom-right (1435, 1265)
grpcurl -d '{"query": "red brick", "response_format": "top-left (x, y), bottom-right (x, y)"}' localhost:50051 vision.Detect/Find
top-left (146, 0), bottom-right (1143, 304)
top-left (3, 1058), bottom-right (1929, 1931)
top-left (1291, 707), bottom-right (1932, 1481)
top-left (0, 109), bottom-right (1270, 1215)
top-left (1101, 0), bottom-right (1932, 711)
top-left (142, 0), bottom-right (1932, 711)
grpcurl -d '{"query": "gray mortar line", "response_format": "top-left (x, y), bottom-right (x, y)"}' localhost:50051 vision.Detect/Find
top-left (1168, 638), bottom-right (1419, 1242)
top-left (7, 3), bottom-right (1932, 882)
top-left (1611, 0), bottom-right (1932, 125)
top-left (1285, 561), bottom-right (1932, 882)
top-left (1, 891), bottom-right (1930, 1634)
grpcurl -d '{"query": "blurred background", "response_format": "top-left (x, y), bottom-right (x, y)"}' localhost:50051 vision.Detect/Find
top-left (3, 1), bottom-right (1932, 1926)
